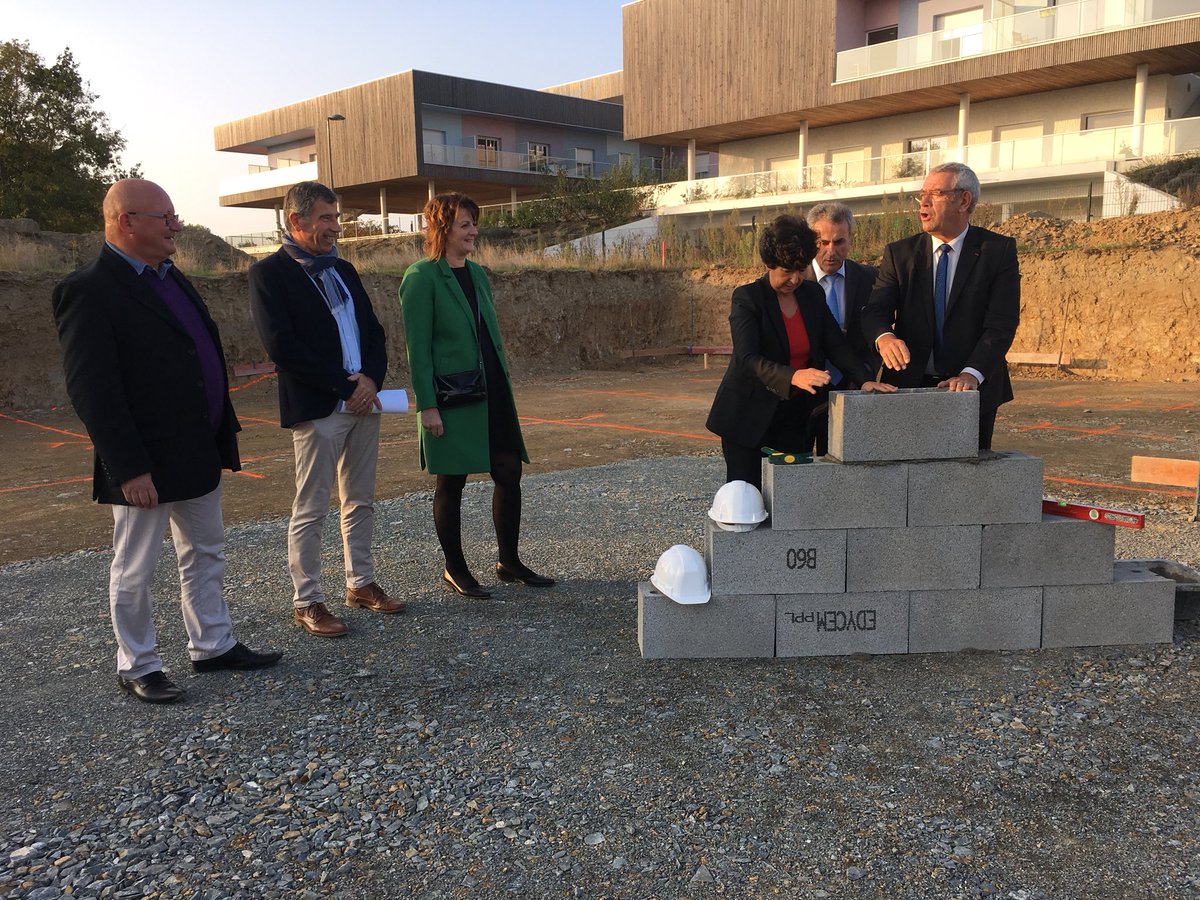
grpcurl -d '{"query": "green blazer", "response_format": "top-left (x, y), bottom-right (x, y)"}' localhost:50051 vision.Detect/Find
top-left (399, 257), bottom-right (527, 474)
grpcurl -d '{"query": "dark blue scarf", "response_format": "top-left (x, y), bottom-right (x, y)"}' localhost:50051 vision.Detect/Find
top-left (281, 232), bottom-right (348, 307)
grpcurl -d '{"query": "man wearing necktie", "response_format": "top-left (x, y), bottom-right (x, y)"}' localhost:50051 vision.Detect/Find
top-left (862, 163), bottom-right (1020, 450)
top-left (250, 182), bottom-right (405, 638)
top-left (805, 202), bottom-right (881, 456)
top-left (53, 179), bottom-right (282, 704)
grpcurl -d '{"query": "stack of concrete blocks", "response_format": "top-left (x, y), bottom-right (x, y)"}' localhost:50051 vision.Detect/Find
top-left (638, 388), bottom-right (1176, 658)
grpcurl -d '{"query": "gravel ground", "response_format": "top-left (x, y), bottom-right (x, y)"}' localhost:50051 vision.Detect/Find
top-left (2, 456), bottom-right (1199, 899)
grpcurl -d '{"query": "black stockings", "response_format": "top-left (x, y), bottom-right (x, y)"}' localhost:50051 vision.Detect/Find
top-left (433, 451), bottom-right (524, 580)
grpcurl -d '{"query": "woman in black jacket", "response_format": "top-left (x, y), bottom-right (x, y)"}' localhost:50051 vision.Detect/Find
top-left (706, 215), bottom-right (895, 488)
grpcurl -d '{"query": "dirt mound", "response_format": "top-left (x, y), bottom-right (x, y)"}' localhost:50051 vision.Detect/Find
top-left (995, 206), bottom-right (1200, 254)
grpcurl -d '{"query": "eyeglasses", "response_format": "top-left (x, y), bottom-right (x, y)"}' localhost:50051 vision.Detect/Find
top-left (914, 189), bottom-right (964, 205)
top-left (128, 211), bottom-right (184, 227)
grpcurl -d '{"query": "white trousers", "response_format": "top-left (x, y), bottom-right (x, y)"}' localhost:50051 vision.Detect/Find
top-left (109, 483), bottom-right (236, 678)
top-left (288, 412), bottom-right (380, 607)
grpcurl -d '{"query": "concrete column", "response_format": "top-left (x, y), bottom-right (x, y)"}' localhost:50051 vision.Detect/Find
top-left (274, 205), bottom-right (282, 233)
top-left (1132, 63), bottom-right (1148, 157)
top-left (957, 93), bottom-right (971, 164)
top-left (511, 187), bottom-right (518, 213)
top-left (797, 122), bottom-right (809, 187)
top-left (687, 139), bottom-right (697, 181)
top-left (379, 187), bottom-right (388, 235)
top-left (428, 179), bottom-right (436, 201)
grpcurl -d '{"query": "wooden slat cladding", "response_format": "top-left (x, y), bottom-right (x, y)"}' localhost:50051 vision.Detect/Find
top-left (623, 0), bottom-right (1200, 143)
top-left (214, 71), bottom-right (419, 187)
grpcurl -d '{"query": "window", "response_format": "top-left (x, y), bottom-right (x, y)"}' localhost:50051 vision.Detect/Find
top-left (476, 136), bottom-right (500, 168)
top-left (895, 136), bottom-right (947, 179)
top-left (1083, 110), bottom-right (1133, 131)
top-left (866, 25), bottom-right (898, 44)
top-left (934, 8), bottom-right (984, 58)
top-left (424, 129), bottom-right (446, 164)
top-left (528, 142), bottom-right (550, 172)
top-left (828, 147), bottom-right (868, 187)
top-left (575, 147), bottom-right (594, 178)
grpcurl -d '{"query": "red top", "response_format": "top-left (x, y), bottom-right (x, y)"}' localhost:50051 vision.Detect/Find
top-left (782, 309), bottom-right (811, 371)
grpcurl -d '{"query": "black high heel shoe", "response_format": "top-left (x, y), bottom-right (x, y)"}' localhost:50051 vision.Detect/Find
top-left (442, 570), bottom-right (491, 599)
top-left (495, 562), bottom-right (556, 587)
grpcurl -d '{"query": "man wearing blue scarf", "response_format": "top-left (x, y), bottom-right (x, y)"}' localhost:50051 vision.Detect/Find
top-left (250, 181), bottom-right (404, 637)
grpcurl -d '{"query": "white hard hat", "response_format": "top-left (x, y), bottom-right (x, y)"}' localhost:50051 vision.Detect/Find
top-left (708, 480), bottom-right (768, 532)
top-left (650, 544), bottom-right (710, 605)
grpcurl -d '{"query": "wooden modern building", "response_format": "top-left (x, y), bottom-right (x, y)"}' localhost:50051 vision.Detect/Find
top-left (621, 0), bottom-right (1200, 221)
top-left (214, 70), bottom-right (666, 226)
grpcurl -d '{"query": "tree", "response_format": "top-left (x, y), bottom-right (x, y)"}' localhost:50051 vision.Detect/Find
top-left (0, 40), bottom-right (138, 232)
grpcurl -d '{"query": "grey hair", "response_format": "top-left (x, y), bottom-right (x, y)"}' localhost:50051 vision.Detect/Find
top-left (929, 162), bottom-right (980, 213)
top-left (284, 181), bottom-right (339, 225)
top-left (806, 201), bottom-right (854, 233)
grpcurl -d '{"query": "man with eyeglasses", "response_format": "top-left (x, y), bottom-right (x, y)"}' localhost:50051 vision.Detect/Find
top-left (863, 162), bottom-right (1020, 449)
top-left (52, 179), bottom-right (283, 704)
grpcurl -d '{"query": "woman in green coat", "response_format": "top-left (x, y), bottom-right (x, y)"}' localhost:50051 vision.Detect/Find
top-left (400, 192), bottom-right (554, 598)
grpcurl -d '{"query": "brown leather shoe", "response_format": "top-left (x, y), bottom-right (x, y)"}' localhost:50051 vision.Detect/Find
top-left (345, 582), bottom-right (406, 614)
top-left (293, 602), bottom-right (348, 637)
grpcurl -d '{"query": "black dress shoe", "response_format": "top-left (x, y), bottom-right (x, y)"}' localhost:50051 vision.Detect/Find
top-left (495, 562), bottom-right (556, 587)
top-left (193, 642), bottom-right (284, 673)
top-left (117, 671), bottom-right (185, 704)
top-left (442, 570), bottom-right (491, 599)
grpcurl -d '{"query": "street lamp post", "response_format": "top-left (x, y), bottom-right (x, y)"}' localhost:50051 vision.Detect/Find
top-left (325, 113), bottom-right (345, 192)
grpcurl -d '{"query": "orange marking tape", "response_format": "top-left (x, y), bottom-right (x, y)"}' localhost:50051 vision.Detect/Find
top-left (1014, 421), bottom-right (1176, 440)
top-left (1044, 475), bottom-right (1193, 498)
top-left (229, 372), bottom-right (276, 392)
top-left (518, 415), bottom-right (719, 442)
top-left (237, 416), bottom-right (279, 427)
top-left (234, 470), bottom-right (265, 480)
top-left (0, 477), bottom-right (91, 494)
top-left (0, 411), bottom-right (89, 441)
top-left (571, 389), bottom-right (709, 403)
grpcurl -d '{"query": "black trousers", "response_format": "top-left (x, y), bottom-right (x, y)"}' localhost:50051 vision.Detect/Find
top-left (721, 395), bottom-right (814, 491)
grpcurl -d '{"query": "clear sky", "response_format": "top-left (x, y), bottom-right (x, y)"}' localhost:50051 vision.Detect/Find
top-left (3, 0), bottom-right (629, 237)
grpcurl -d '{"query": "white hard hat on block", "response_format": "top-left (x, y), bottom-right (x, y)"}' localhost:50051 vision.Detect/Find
top-left (650, 545), bottom-right (710, 605)
top-left (708, 480), bottom-right (768, 532)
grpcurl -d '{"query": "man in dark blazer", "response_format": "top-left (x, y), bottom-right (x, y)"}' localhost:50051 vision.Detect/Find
top-left (862, 163), bottom-right (1020, 449)
top-left (53, 179), bottom-right (281, 704)
top-left (805, 201), bottom-right (881, 455)
top-left (249, 181), bottom-right (403, 639)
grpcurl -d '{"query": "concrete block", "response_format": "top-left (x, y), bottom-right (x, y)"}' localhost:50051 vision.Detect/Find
top-left (909, 587), bottom-right (1042, 653)
top-left (981, 516), bottom-right (1115, 587)
top-left (1041, 560), bottom-right (1176, 647)
top-left (776, 592), bottom-right (909, 657)
top-left (764, 459), bottom-right (907, 530)
top-left (706, 520), bottom-right (846, 595)
top-left (828, 388), bottom-right (979, 462)
top-left (637, 581), bottom-right (775, 658)
top-left (908, 451), bottom-right (1043, 526)
top-left (846, 525), bottom-right (981, 591)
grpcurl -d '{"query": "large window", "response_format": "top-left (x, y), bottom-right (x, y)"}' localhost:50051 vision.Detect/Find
top-left (476, 136), bottom-right (500, 168)
top-left (1083, 110), bottom-right (1133, 131)
top-left (424, 129), bottom-right (446, 164)
top-left (528, 142), bottom-right (550, 172)
top-left (934, 7), bottom-right (984, 58)
top-left (866, 25), bottom-right (898, 44)
top-left (575, 147), bottom-right (594, 178)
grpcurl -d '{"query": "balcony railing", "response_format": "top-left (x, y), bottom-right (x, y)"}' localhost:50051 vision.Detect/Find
top-left (219, 160), bottom-right (319, 198)
top-left (837, 0), bottom-right (1199, 81)
top-left (653, 117), bottom-right (1200, 208)
top-left (422, 143), bottom-right (616, 178)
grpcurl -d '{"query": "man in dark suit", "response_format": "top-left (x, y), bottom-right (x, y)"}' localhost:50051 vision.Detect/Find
top-left (862, 163), bottom-right (1020, 449)
top-left (52, 179), bottom-right (282, 704)
top-left (249, 181), bottom-right (403, 638)
top-left (805, 201), bottom-right (881, 455)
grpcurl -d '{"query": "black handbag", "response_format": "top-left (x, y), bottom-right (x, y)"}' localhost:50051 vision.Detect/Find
top-left (434, 368), bottom-right (486, 408)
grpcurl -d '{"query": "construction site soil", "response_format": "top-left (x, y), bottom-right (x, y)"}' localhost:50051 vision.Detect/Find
top-left (1, 208), bottom-right (1198, 562)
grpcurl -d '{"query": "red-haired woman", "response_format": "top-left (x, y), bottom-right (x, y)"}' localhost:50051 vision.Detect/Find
top-left (400, 192), bottom-right (554, 598)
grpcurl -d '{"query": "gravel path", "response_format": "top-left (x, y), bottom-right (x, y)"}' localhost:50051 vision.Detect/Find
top-left (2, 456), bottom-right (1198, 899)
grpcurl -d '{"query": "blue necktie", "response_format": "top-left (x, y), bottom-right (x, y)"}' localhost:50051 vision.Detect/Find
top-left (933, 245), bottom-right (950, 373)
top-left (824, 273), bottom-right (843, 385)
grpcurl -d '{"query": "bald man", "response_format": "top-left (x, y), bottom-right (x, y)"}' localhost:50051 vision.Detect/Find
top-left (52, 179), bottom-right (281, 704)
